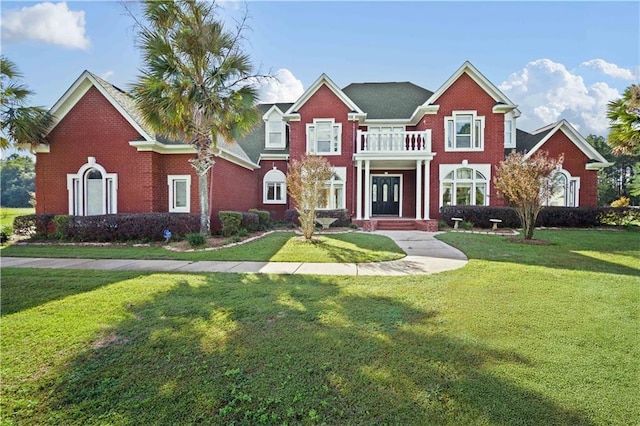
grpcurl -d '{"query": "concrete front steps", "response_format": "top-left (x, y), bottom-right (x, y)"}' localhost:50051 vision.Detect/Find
top-left (353, 219), bottom-right (438, 232)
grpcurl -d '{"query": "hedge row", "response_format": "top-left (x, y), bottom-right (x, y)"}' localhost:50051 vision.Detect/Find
top-left (440, 206), bottom-right (640, 228)
top-left (284, 209), bottom-right (352, 227)
top-left (13, 213), bottom-right (201, 241)
top-left (219, 209), bottom-right (272, 236)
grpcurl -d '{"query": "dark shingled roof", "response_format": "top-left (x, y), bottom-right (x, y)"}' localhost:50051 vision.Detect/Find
top-left (516, 128), bottom-right (553, 153)
top-left (236, 103), bottom-right (293, 163)
top-left (342, 82), bottom-right (433, 119)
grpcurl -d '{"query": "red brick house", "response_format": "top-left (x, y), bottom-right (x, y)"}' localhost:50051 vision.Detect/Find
top-left (34, 62), bottom-right (610, 231)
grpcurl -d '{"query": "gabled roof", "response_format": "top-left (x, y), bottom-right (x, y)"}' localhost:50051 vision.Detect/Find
top-left (237, 103), bottom-right (293, 163)
top-left (284, 74), bottom-right (364, 119)
top-left (342, 82), bottom-right (433, 120)
top-left (47, 71), bottom-right (155, 141)
top-left (423, 61), bottom-right (519, 112)
top-left (520, 120), bottom-right (611, 167)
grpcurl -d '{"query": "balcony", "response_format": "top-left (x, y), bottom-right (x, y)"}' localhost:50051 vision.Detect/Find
top-left (356, 130), bottom-right (432, 153)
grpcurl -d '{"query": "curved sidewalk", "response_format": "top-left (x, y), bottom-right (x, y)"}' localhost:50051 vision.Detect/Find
top-left (0, 231), bottom-right (468, 276)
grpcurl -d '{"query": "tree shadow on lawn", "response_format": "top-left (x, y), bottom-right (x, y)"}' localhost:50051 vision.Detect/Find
top-left (437, 230), bottom-right (640, 278)
top-left (0, 269), bottom-right (143, 315)
top-left (28, 273), bottom-right (594, 425)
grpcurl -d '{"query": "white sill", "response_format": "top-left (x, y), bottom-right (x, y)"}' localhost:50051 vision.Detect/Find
top-left (263, 200), bottom-right (286, 205)
top-left (443, 147), bottom-right (484, 152)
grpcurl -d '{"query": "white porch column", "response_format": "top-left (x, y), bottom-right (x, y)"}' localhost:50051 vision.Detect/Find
top-left (364, 160), bottom-right (371, 220)
top-left (424, 160), bottom-right (431, 220)
top-left (415, 159), bottom-right (423, 219)
top-left (356, 160), bottom-right (363, 220)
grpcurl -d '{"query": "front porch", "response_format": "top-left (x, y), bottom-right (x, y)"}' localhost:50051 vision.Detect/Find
top-left (354, 129), bottom-right (436, 222)
top-left (353, 217), bottom-right (438, 232)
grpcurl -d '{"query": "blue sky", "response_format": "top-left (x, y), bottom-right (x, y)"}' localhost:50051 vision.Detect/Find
top-left (1, 1), bottom-right (639, 146)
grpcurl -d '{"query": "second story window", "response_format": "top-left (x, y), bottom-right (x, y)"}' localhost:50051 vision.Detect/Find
top-left (306, 119), bottom-right (341, 155)
top-left (266, 119), bottom-right (285, 149)
top-left (445, 111), bottom-right (485, 151)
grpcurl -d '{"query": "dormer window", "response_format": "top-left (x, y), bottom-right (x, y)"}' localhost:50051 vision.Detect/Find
top-left (263, 106), bottom-right (286, 149)
top-left (445, 111), bottom-right (485, 151)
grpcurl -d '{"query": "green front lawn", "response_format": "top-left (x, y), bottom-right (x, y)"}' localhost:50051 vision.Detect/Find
top-left (2, 229), bottom-right (638, 425)
top-left (0, 231), bottom-right (405, 263)
top-left (0, 207), bottom-right (34, 228)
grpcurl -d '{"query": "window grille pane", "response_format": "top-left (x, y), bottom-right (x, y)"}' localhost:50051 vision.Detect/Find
top-left (174, 180), bottom-right (187, 207)
top-left (269, 132), bottom-right (282, 146)
top-left (456, 184), bottom-right (471, 205)
top-left (444, 171), bottom-right (454, 180)
top-left (457, 168), bottom-right (472, 179)
top-left (383, 184), bottom-right (388, 202)
top-left (442, 183), bottom-right (452, 206)
top-left (393, 184), bottom-right (399, 202)
top-left (447, 120), bottom-right (454, 148)
top-left (372, 184), bottom-right (377, 202)
top-left (475, 183), bottom-right (486, 205)
top-left (317, 140), bottom-right (331, 152)
top-left (335, 187), bottom-right (344, 208)
top-left (474, 119), bottom-right (482, 148)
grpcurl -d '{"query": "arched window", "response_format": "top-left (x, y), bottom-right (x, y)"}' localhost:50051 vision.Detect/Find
top-left (440, 165), bottom-right (489, 207)
top-left (319, 167), bottom-right (346, 209)
top-left (263, 168), bottom-right (286, 204)
top-left (67, 157), bottom-right (117, 215)
top-left (546, 169), bottom-right (579, 207)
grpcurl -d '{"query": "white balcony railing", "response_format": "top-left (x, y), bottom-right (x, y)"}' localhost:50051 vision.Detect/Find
top-left (356, 130), bottom-right (432, 153)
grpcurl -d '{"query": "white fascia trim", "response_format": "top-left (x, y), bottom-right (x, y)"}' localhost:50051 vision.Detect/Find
top-left (283, 73), bottom-right (364, 117)
top-left (129, 140), bottom-right (196, 154)
top-left (259, 153), bottom-right (290, 161)
top-left (524, 120), bottom-right (610, 164)
top-left (409, 105), bottom-right (440, 124)
top-left (215, 146), bottom-right (260, 170)
top-left (422, 61), bottom-right (518, 108)
top-left (47, 71), bottom-right (153, 141)
top-left (492, 104), bottom-right (519, 114)
top-left (364, 119), bottom-right (412, 125)
top-left (283, 112), bottom-right (301, 121)
top-left (261, 104), bottom-right (283, 121)
top-left (586, 162), bottom-right (614, 170)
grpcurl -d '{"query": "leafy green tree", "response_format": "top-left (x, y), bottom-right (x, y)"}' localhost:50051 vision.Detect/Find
top-left (0, 154), bottom-right (35, 207)
top-left (586, 134), bottom-right (639, 205)
top-left (607, 84), bottom-right (640, 156)
top-left (1, 56), bottom-right (53, 150)
top-left (130, 0), bottom-right (265, 235)
top-left (494, 150), bottom-right (564, 240)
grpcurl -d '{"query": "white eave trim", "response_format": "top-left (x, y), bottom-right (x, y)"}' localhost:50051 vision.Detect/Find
top-left (47, 71), bottom-right (154, 142)
top-left (128, 140), bottom-right (259, 170)
top-left (284, 73), bottom-right (364, 117)
top-left (262, 104), bottom-right (283, 121)
top-left (524, 120), bottom-right (610, 164)
top-left (422, 61), bottom-right (518, 109)
top-left (586, 162), bottom-right (614, 170)
top-left (259, 153), bottom-right (290, 161)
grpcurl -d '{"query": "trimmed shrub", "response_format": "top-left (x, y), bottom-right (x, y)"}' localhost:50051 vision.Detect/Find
top-left (219, 211), bottom-right (242, 237)
top-left (13, 214), bottom-right (56, 238)
top-left (316, 209), bottom-right (351, 227)
top-left (186, 232), bottom-right (206, 247)
top-left (0, 226), bottom-right (12, 244)
top-left (284, 209), bottom-right (300, 226)
top-left (52, 215), bottom-right (71, 240)
top-left (240, 212), bottom-right (260, 232)
top-left (440, 206), bottom-right (640, 228)
top-left (249, 208), bottom-right (272, 230)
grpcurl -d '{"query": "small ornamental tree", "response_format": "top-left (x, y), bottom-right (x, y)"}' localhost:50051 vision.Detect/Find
top-left (286, 155), bottom-right (333, 241)
top-left (494, 150), bottom-right (564, 240)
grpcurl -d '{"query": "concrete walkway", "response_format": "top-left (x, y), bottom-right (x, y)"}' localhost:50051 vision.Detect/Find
top-left (0, 231), bottom-right (468, 276)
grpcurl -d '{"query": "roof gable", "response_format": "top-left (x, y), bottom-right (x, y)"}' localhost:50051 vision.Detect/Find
top-left (523, 120), bottom-right (609, 164)
top-left (47, 71), bottom-right (154, 141)
top-left (284, 74), bottom-right (364, 119)
top-left (424, 61), bottom-right (518, 111)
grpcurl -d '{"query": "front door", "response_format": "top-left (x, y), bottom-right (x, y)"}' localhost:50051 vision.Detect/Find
top-left (372, 176), bottom-right (400, 215)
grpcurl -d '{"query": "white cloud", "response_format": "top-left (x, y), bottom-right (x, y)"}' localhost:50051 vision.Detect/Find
top-left (100, 70), bottom-right (115, 81)
top-left (256, 69), bottom-right (304, 103)
top-left (499, 58), bottom-right (621, 136)
top-left (1, 2), bottom-right (90, 50)
top-left (580, 59), bottom-right (636, 80)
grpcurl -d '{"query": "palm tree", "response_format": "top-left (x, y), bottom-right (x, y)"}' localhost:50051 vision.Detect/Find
top-left (607, 84), bottom-right (640, 156)
top-left (0, 56), bottom-right (53, 150)
top-left (131, 0), bottom-right (262, 235)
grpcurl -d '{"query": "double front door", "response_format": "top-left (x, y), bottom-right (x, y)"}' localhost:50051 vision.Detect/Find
top-left (372, 176), bottom-right (400, 215)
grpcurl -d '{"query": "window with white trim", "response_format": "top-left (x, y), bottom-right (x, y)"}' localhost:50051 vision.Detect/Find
top-left (263, 168), bottom-right (286, 204)
top-left (546, 170), bottom-right (579, 207)
top-left (440, 165), bottom-right (490, 207)
top-left (67, 157), bottom-right (117, 216)
top-left (445, 111), bottom-right (485, 151)
top-left (504, 118), bottom-right (515, 149)
top-left (318, 167), bottom-right (346, 209)
top-left (168, 175), bottom-right (191, 213)
top-left (306, 119), bottom-right (341, 155)
top-left (266, 118), bottom-right (285, 149)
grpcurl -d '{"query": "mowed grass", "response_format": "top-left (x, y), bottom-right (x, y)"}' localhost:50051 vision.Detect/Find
top-left (0, 231), bottom-right (405, 263)
top-left (1, 229), bottom-right (638, 425)
top-left (0, 207), bottom-right (34, 227)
